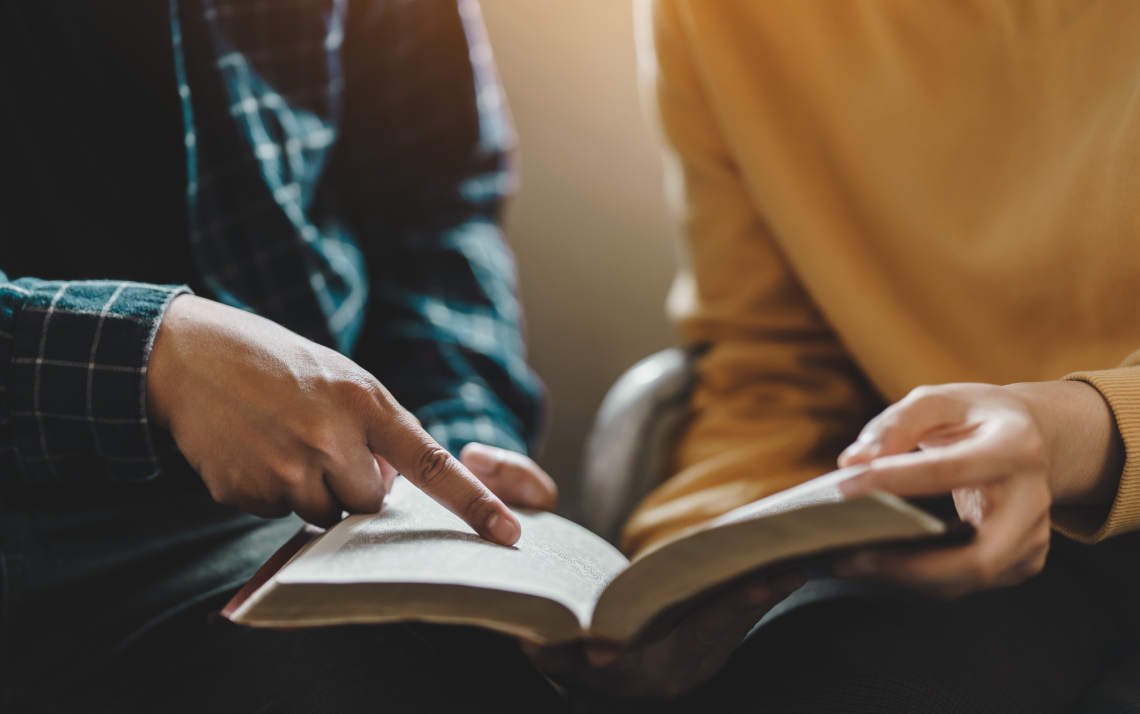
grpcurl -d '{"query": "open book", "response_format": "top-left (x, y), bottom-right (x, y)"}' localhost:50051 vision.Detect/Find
top-left (223, 467), bottom-right (945, 644)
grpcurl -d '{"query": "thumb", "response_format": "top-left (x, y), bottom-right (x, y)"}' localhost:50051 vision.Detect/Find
top-left (362, 386), bottom-right (521, 546)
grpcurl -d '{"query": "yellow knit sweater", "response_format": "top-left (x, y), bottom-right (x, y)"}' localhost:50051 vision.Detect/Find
top-left (622, 0), bottom-right (1140, 556)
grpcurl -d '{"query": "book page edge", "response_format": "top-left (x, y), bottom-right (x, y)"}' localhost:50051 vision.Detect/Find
top-left (223, 523), bottom-right (328, 623)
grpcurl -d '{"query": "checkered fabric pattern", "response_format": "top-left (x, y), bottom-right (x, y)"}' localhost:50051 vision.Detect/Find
top-left (0, 278), bottom-right (188, 484)
top-left (0, 0), bottom-right (543, 486)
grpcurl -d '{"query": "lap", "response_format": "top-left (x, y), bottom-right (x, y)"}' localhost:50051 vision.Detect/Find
top-left (50, 532), bottom-right (1140, 714)
top-left (51, 619), bottom-right (568, 714)
top-left (660, 532), bottom-right (1140, 714)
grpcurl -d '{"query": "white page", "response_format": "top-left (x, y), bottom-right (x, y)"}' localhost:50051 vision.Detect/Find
top-left (277, 477), bottom-right (630, 627)
top-left (708, 466), bottom-right (868, 527)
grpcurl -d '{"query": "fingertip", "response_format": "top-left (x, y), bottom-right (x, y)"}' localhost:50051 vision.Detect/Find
top-left (460, 442), bottom-right (498, 475)
top-left (486, 511), bottom-right (521, 546)
top-left (839, 440), bottom-right (876, 468)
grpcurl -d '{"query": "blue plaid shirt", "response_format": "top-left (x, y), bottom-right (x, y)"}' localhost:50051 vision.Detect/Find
top-left (0, 0), bottom-right (544, 487)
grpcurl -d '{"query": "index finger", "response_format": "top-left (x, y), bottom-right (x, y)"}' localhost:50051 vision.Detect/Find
top-left (840, 425), bottom-right (1019, 499)
top-left (839, 388), bottom-right (967, 467)
top-left (363, 389), bottom-right (521, 546)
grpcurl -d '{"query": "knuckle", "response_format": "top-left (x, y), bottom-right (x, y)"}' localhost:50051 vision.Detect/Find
top-left (303, 423), bottom-right (343, 461)
top-left (357, 479), bottom-right (388, 512)
top-left (906, 384), bottom-right (942, 405)
top-left (461, 488), bottom-right (497, 521)
top-left (276, 462), bottom-right (313, 490)
top-left (341, 375), bottom-right (387, 426)
top-left (201, 469), bottom-right (243, 506)
top-left (207, 482), bottom-right (238, 507)
top-left (908, 384), bottom-right (936, 399)
top-left (415, 445), bottom-right (455, 490)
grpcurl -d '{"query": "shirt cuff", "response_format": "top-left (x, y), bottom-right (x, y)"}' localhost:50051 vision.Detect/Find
top-left (1055, 367), bottom-right (1140, 543)
top-left (7, 280), bottom-right (190, 484)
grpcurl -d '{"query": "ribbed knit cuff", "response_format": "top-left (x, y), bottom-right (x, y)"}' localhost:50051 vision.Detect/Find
top-left (1055, 367), bottom-right (1140, 543)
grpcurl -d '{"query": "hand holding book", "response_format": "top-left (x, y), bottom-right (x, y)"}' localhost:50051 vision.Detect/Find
top-left (834, 381), bottom-right (1122, 598)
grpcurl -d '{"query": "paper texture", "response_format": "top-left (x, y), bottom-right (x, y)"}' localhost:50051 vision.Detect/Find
top-left (710, 466), bottom-right (866, 527)
top-left (277, 477), bottom-right (629, 626)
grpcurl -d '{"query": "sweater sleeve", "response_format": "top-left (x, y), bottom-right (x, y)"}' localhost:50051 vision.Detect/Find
top-left (0, 272), bottom-right (188, 485)
top-left (1057, 355), bottom-right (1140, 543)
top-left (619, 0), bottom-right (882, 556)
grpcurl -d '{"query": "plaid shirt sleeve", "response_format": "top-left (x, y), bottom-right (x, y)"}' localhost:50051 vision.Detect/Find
top-left (329, 0), bottom-right (545, 457)
top-left (0, 272), bottom-right (188, 486)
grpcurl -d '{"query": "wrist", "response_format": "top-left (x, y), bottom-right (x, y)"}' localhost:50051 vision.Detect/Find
top-left (1004, 380), bottom-right (1123, 506)
top-left (146, 293), bottom-right (197, 429)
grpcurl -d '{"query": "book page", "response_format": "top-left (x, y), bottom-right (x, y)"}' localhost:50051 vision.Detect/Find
top-left (707, 466), bottom-right (867, 528)
top-left (591, 469), bottom-right (945, 643)
top-left (276, 477), bottom-right (630, 627)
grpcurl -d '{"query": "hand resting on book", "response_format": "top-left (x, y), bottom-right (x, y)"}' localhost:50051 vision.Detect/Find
top-left (147, 294), bottom-right (530, 545)
top-left (226, 468), bottom-right (938, 690)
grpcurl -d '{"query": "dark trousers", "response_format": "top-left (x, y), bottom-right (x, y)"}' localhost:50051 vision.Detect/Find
top-left (46, 531), bottom-right (1140, 714)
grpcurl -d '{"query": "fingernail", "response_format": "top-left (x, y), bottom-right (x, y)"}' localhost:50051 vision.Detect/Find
top-left (486, 512), bottom-right (520, 545)
top-left (838, 438), bottom-right (877, 467)
top-left (462, 443), bottom-right (497, 473)
top-left (839, 442), bottom-right (861, 465)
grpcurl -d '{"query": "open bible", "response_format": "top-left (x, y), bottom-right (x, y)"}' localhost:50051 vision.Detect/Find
top-left (223, 467), bottom-right (946, 644)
